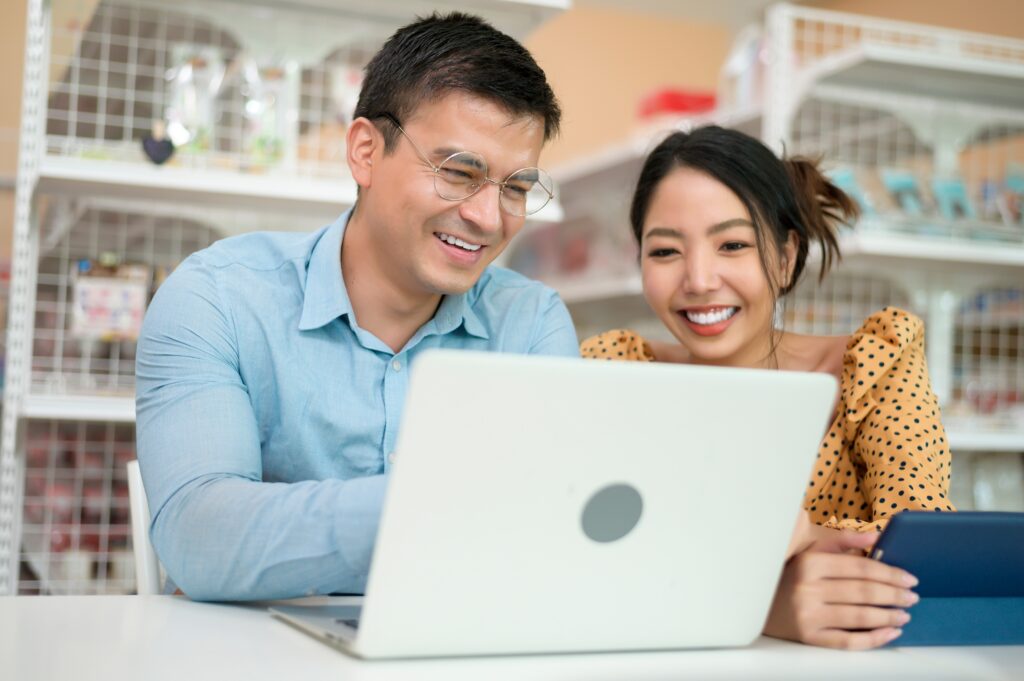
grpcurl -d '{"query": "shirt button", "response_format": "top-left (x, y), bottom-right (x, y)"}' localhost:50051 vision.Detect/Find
top-left (392, 360), bottom-right (402, 372)
top-left (387, 451), bottom-right (396, 464)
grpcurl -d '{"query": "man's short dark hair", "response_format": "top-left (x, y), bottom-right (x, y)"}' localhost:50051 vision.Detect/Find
top-left (354, 12), bottom-right (561, 150)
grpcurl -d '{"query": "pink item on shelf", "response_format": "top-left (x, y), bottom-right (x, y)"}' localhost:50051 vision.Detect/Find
top-left (49, 525), bottom-right (74, 553)
top-left (26, 447), bottom-right (50, 468)
top-left (636, 88), bottom-right (716, 119)
top-left (81, 483), bottom-right (106, 524)
top-left (44, 482), bottom-right (76, 523)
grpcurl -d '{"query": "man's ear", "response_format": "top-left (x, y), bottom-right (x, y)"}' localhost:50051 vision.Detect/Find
top-left (346, 117), bottom-right (378, 190)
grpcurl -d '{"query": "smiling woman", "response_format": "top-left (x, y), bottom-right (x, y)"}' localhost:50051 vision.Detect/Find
top-left (581, 125), bottom-right (955, 651)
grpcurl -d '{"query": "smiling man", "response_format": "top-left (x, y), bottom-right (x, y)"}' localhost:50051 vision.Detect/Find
top-left (135, 13), bottom-right (577, 601)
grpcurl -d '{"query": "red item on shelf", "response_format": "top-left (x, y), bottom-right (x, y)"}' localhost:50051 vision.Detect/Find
top-left (637, 88), bottom-right (716, 119)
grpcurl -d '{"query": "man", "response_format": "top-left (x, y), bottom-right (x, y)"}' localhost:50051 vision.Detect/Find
top-left (135, 13), bottom-right (577, 601)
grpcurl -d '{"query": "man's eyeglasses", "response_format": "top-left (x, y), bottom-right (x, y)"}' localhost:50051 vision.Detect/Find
top-left (374, 112), bottom-right (554, 217)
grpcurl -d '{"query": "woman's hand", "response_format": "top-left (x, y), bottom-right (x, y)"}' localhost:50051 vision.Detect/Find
top-left (765, 527), bottom-right (920, 650)
top-left (785, 510), bottom-right (836, 559)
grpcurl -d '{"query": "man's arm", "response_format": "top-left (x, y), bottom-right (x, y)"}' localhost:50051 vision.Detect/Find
top-left (135, 256), bottom-right (386, 601)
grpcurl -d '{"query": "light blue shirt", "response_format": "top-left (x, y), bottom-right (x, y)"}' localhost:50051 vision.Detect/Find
top-left (135, 210), bottom-right (578, 600)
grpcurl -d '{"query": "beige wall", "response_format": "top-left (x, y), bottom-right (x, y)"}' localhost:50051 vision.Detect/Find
top-left (1, 1), bottom-right (27, 263)
top-left (527, 6), bottom-right (731, 168)
top-left (801, 0), bottom-right (1024, 39)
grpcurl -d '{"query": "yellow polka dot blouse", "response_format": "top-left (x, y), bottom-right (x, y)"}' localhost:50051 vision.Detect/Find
top-left (580, 307), bottom-right (955, 531)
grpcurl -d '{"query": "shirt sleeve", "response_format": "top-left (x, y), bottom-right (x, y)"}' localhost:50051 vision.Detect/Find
top-left (825, 309), bottom-right (955, 532)
top-left (135, 255), bottom-right (386, 601)
top-left (527, 289), bottom-right (580, 357)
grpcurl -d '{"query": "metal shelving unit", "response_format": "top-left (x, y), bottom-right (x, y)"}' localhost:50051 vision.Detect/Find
top-left (1, 0), bottom-right (567, 596)
top-left (505, 4), bottom-right (1024, 511)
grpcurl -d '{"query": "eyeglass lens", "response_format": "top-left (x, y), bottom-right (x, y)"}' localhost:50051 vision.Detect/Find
top-left (435, 151), bottom-right (553, 216)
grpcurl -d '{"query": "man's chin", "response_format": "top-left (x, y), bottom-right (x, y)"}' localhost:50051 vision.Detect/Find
top-left (425, 271), bottom-right (482, 297)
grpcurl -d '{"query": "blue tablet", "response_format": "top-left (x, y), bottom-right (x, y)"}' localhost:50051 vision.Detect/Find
top-left (871, 511), bottom-right (1024, 646)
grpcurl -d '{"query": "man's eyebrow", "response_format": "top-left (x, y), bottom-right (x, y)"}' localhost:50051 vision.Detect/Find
top-left (432, 147), bottom-right (486, 171)
top-left (643, 218), bottom-right (754, 240)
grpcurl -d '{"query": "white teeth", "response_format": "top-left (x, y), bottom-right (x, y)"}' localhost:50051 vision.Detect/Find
top-left (436, 232), bottom-right (481, 252)
top-left (684, 307), bottom-right (738, 325)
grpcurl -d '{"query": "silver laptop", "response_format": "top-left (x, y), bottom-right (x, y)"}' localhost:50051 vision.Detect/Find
top-left (271, 349), bottom-right (836, 659)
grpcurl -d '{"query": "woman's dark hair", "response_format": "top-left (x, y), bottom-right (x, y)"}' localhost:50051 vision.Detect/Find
top-left (629, 125), bottom-right (858, 298)
top-left (354, 12), bottom-right (561, 150)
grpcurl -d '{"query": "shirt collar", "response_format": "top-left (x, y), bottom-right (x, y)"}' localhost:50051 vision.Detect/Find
top-left (297, 209), bottom-right (489, 340)
top-left (298, 211), bottom-right (353, 331)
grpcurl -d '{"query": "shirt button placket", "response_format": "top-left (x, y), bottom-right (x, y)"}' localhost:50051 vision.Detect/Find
top-left (382, 354), bottom-right (405, 472)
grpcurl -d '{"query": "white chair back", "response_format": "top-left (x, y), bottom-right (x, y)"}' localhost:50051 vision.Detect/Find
top-left (126, 460), bottom-right (162, 595)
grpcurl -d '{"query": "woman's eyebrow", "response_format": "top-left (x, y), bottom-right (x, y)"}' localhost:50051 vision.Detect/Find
top-left (643, 218), bottom-right (754, 240)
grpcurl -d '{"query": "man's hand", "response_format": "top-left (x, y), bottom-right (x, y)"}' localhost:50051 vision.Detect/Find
top-left (765, 527), bottom-right (920, 650)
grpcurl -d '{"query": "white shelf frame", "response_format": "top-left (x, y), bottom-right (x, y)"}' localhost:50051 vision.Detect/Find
top-left (20, 394), bottom-right (137, 423)
top-left (0, 0), bottom-right (567, 596)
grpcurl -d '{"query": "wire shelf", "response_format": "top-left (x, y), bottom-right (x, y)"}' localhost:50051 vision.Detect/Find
top-left (31, 200), bottom-right (219, 397)
top-left (46, 0), bottom-right (385, 180)
top-left (19, 419), bottom-right (137, 595)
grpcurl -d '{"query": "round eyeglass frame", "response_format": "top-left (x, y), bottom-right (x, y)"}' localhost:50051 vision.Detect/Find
top-left (373, 112), bottom-right (554, 217)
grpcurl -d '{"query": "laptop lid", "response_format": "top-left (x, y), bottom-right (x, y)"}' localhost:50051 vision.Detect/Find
top-left (295, 350), bottom-right (836, 658)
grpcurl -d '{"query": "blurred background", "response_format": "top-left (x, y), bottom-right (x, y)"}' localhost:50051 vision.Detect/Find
top-left (0, 0), bottom-right (1021, 596)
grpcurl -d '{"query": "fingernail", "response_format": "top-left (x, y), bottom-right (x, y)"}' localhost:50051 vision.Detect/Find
top-left (887, 628), bottom-right (903, 642)
top-left (902, 573), bottom-right (919, 587)
top-left (903, 591), bottom-right (920, 606)
top-left (896, 611), bottom-right (911, 625)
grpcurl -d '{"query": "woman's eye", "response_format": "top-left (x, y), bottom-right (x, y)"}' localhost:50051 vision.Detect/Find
top-left (721, 242), bottom-right (749, 252)
top-left (647, 248), bottom-right (678, 258)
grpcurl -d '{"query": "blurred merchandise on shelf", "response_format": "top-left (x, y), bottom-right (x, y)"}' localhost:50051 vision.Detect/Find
top-left (970, 453), bottom-right (1024, 512)
top-left (633, 88), bottom-right (717, 139)
top-left (827, 167), bottom-right (876, 218)
top-left (34, 204), bottom-right (218, 396)
top-left (932, 177), bottom-right (975, 221)
top-left (165, 44), bottom-right (226, 153)
top-left (880, 168), bottom-right (928, 217)
top-left (948, 288), bottom-right (1024, 427)
top-left (140, 120), bottom-right (175, 165)
top-left (71, 256), bottom-right (151, 342)
top-left (507, 215), bottom-right (639, 287)
top-left (44, 0), bottom-right (388, 179)
top-left (19, 420), bottom-right (137, 595)
top-left (240, 59), bottom-right (296, 170)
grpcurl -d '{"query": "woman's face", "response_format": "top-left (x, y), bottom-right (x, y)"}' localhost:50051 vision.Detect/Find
top-left (639, 166), bottom-right (795, 367)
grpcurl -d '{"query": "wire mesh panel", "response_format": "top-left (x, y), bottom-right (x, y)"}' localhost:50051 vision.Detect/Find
top-left (782, 271), bottom-right (913, 336)
top-left (949, 287), bottom-right (1024, 435)
top-left (32, 201), bottom-right (219, 395)
top-left (47, 0), bottom-right (385, 177)
top-left (789, 96), bottom-right (1024, 245)
top-left (20, 420), bottom-right (136, 594)
top-left (789, 8), bottom-right (1024, 75)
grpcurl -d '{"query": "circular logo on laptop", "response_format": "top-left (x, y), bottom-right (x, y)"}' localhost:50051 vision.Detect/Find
top-left (581, 483), bottom-right (643, 543)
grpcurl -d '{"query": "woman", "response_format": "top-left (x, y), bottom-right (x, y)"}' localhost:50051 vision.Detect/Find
top-left (582, 126), bottom-right (954, 650)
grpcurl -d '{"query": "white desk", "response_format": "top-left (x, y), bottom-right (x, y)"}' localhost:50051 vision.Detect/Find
top-left (2, 595), bottom-right (1022, 681)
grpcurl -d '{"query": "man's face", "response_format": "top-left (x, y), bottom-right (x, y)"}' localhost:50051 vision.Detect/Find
top-left (358, 92), bottom-right (546, 298)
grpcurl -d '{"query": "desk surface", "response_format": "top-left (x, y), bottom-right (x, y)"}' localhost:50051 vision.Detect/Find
top-left (2, 595), bottom-right (1022, 681)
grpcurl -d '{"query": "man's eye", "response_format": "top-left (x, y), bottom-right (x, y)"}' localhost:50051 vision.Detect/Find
top-left (440, 167), bottom-right (477, 183)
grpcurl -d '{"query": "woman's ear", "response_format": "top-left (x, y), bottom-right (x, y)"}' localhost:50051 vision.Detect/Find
top-left (346, 117), bottom-right (378, 190)
top-left (781, 230), bottom-right (799, 289)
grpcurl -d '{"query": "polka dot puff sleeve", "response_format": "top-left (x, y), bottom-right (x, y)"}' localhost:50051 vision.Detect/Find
top-left (580, 330), bottom-right (654, 362)
top-left (811, 307), bottom-right (955, 532)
